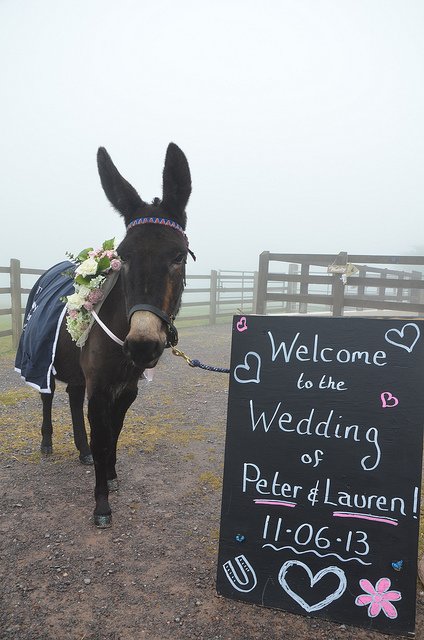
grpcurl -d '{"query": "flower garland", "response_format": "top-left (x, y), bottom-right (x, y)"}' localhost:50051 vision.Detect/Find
top-left (64, 238), bottom-right (122, 344)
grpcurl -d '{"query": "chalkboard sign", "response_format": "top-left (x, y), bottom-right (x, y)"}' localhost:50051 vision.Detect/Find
top-left (217, 316), bottom-right (424, 636)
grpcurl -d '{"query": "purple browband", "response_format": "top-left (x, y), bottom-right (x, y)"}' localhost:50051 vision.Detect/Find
top-left (126, 216), bottom-right (195, 260)
top-left (127, 216), bottom-right (188, 243)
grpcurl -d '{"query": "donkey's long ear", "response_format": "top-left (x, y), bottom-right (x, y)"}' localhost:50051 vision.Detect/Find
top-left (162, 143), bottom-right (191, 228)
top-left (97, 147), bottom-right (145, 225)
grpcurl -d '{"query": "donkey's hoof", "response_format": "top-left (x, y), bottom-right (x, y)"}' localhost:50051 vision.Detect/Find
top-left (94, 513), bottom-right (112, 528)
top-left (40, 445), bottom-right (53, 455)
top-left (79, 453), bottom-right (94, 465)
top-left (107, 478), bottom-right (119, 492)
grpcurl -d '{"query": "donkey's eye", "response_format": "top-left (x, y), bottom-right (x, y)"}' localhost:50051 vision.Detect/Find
top-left (173, 253), bottom-right (186, 265)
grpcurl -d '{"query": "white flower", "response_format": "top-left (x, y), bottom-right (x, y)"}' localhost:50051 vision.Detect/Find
top-left (66, 314), bottom-right (91, 341)
top-left (66, 291), bottom-right (86, 310)
top-left (89, 274), bottom-right (106, 289)
top-left (76, 285), bottom-right (91, 298)
top-left (75, 257), bottom-right (98, 277)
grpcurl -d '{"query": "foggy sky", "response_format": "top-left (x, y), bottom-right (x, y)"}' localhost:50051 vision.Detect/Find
top-left (1, 0), bottom-right (423, 275)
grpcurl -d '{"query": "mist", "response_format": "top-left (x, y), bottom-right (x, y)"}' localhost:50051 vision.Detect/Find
top-left (1, 0), bottom-right (423, 275)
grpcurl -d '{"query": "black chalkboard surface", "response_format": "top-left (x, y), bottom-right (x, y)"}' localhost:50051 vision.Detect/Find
top-left (217, 316), bottom-right (424, 636)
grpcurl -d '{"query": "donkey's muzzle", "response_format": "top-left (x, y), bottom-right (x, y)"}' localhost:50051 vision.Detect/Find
top-left (128, 304), bottom-right (178, 348)
top-left (124, 309), bottom-right (168, 368)
top-left (123, 336), bottom-right (164, 369)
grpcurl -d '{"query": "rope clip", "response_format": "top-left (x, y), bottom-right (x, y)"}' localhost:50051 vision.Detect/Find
top-left (171, 347), bottom-right (195, 367)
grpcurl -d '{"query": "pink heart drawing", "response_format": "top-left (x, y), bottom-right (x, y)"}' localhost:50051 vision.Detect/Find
top-left (236, 317), bottom-right (248, 332)
top-left (381, 392), bottom-right (399, 408)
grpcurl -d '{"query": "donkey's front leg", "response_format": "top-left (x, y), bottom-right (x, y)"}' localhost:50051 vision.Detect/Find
top-left (88, 390), bottom-right (114, 527)
top-left (107, 386), bottom-right (138, 492)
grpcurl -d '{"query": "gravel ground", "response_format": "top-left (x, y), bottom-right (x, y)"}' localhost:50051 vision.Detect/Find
top-left (0, 323), bottom-right (423, 640)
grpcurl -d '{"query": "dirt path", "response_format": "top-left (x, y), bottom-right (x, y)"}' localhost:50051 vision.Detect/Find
top-left (0, 324), bottom-right (423, 640)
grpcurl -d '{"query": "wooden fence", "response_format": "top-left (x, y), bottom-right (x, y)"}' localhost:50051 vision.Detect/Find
top-left (0, 260), bottom-right (258, 349)
top-left (181, 270), bottom-right (258, 325)
top-left (0, 260), bottom-right (45, 348)
top-left (255, 251), bottom-right (424, 316)
top-left (3, 254), bottom-right (423, 349)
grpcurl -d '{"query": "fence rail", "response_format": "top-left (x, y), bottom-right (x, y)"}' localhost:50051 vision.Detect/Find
top-left (3, 253), bottom-right (423, 350)
top-left (0, 260), bottom-right (259, 349)
top-left (255, 251), bottom-right (424, 316)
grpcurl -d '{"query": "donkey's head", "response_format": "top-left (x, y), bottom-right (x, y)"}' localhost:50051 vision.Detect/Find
top-left (97, 143), bottom-right (192, 369)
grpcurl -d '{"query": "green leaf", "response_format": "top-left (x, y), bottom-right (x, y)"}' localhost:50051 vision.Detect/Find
top-left (102, 238), bottom-right (115, 251)
top-left (77, 247), bottom-right (93, 262)
top-left (96, 256), bottom-right (111, 273)
top-left (75, 275), bottom-right (91, 286)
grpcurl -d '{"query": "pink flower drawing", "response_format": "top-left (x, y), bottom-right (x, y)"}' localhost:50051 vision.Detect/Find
top-left (355, 578), bottom-right (401, 619)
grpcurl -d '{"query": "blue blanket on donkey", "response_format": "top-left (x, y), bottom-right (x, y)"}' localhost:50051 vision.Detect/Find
top-left (15, 261), bottom-right (75, 393)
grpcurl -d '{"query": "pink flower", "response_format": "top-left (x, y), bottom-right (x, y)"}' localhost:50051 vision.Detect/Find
top-left (68, 309), bottom-right (78, 318)
top-left (83, 301), bottom-right (94, 311)
top-left (105, 250), bottom-right (116, 259)
top-left (90, 248), bottom-right (104, 258)
top-left (355, 578), bottom-right (401, 619)
top-left (110, 259), bottom-right (121, 271)
top-left (88, 288), bottom-right (104, 304)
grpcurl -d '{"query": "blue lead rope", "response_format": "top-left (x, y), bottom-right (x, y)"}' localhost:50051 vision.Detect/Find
top-left (172, 348), bottom-right (230, 373)
top-left (190, 359), bottom-right (230, 373)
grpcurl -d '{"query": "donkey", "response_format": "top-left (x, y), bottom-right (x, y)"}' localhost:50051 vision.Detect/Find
top-left (34, 143), bottom-right (192, 527)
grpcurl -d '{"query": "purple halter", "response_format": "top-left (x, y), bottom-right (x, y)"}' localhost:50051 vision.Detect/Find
top-left (125, 216), bottom-right (195, 347)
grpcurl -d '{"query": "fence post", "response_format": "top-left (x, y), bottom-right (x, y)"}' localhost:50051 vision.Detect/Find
top-left (287, 263), bottom-right (298, 312)
top-left (332, 275), bottom-right (345, 317)
top-left (209, 270), bottom-right (217, 325)
top-left (255, 252), bottom-right (270, 314)
top-left (411, 271), bottom-right (421, 304)
top-left (396, 272), bottom-right (405, 303)
top-left (252, 272), bottom-right (259, 313)
top-left (299, 263), bottom-right (309, 314)
top-left (378, 269), bottom-right (388, 301)
top-left (357, 266), bottom-right (366, 310)
top-left (10, 258), bottom-right (22, 349)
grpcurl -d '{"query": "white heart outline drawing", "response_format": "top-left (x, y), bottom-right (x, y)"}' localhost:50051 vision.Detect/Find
top-left (233, 352), bottom-right (261, 384)
top-left (278, 560), bottom-right (347, 613)
top-left (384, 323), bottom-right (420, 353)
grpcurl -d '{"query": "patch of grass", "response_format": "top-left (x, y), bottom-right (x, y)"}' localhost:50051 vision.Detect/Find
top-left (0, 405), bottom-right (77, 462)
top-left (206, 527), bottom-right (220, 555)
top-left (123, 408), bottom-right (208, 453)
top-left (0, 406), bottom-right (209, 462)
top-left (0, 336), bottom-right (14, 356)
top-left (199, 471), bottom-right (222, 491)
top-left (0, 387), bottom-right (33, 405)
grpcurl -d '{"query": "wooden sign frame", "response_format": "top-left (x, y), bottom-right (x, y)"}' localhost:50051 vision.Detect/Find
top-left (217, 316), bottom-right (424, 637)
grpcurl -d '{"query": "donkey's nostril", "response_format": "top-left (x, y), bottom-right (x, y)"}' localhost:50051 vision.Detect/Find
top-left (123, 337), bottom-right (163, 367)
